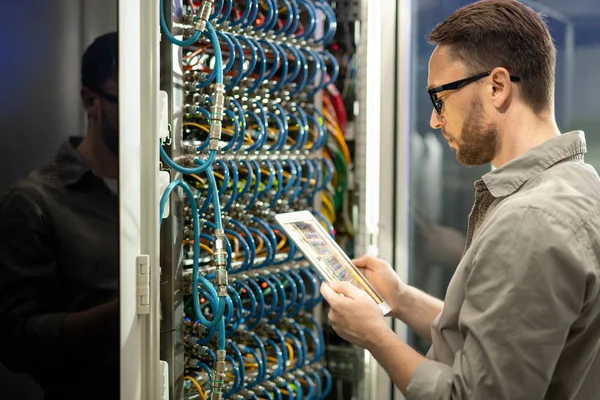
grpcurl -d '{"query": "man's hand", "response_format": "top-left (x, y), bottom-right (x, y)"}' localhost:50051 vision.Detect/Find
top-left (353, 255), bottom-right (443, 342)
top-left (352, 255), bottom-right (406, 316)
top-left (320, 281), bottom-right (390, 351)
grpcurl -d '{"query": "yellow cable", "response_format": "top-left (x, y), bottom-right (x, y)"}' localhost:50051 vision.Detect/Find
top-left (321, 195), bottom-right (336, 223)
top-left (183, 121), bottom-right (210, 133)
top-left (200, 243), bottom-right (214, 255)
top-left (277, 236), bottom-right (286, 251)
top-left (285, 342), bottom-right (295, 367)
top-left (184, 376), bottom-right (206, 400)
top-left (184, 122), bottom-right (236, 137)
top-left (189, 173), bottom-right (206, 185)
top-left (254, 232), bottom-right (264, 254)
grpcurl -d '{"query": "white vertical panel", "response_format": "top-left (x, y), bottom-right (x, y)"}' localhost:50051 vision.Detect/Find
top-left (358, 0), bottom-right (398, 398)
top-left (118, 0), bottom-right (143, 398)
top-left (139, 0), bottom-right (162, 399)
top-left (394, 0), bottom-right (413, 399)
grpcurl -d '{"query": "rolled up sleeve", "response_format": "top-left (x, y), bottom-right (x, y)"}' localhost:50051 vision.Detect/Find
top-left (407, 206), bottom-right (589, 400)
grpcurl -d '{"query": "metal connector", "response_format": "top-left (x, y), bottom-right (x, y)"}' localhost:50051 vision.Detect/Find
top-left (194, 1), bottom-right (213, 32)
top-left (211, 83), bottom-right (226, 122)
top-left (184, 357), bottom-right (199, 368)
top-left (210, 349), bottom-right (226, 400)
top-left (216, 268), bottom-right (228, 287)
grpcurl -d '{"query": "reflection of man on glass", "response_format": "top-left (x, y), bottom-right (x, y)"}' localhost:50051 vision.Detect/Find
top-left (321, 1), bottom-right (600, 399)
top-left (0, 33), bottom-right (119, 400)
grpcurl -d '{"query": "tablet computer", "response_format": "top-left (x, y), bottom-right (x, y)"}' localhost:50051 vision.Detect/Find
top-left (275, 210), bottom-right (392, 316)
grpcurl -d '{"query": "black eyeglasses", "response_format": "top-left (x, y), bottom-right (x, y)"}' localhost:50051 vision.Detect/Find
top-left (95, 89), bottom-right (118, 104)
top-left (428, 72), bottom-right (520, 115)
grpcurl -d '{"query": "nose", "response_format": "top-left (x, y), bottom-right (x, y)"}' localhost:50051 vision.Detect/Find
top-left (430, 108), bottom-right (443, 130)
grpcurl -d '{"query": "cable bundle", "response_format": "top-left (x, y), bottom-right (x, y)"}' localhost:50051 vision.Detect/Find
top-left (159, 1), bottom-right (342, 399)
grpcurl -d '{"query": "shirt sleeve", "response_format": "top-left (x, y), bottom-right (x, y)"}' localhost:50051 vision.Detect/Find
top-left (0, 186), bottom-right (67, 373)
top-left (407, 205), bottom-right (592, 400)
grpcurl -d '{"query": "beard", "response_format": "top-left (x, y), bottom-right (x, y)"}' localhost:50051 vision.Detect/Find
top-left (454, 97), bottom-right (497, 166)
top-left (100, 110), bottom-right (119, 156)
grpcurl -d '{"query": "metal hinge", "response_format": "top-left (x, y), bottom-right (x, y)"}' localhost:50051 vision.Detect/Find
top-left (137, 255), bottom-right (150, 314)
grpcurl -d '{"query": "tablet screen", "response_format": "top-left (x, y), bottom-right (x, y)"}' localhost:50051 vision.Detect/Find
top-left (277, 211), bottom-right (387, 309)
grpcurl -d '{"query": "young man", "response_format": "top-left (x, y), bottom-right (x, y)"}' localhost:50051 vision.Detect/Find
top-left (0, 32), bottom-right (120, 400)
top-left (321, 1), bottom-right (600, 399)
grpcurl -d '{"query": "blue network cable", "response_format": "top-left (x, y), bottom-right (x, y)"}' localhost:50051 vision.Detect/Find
top-left (307, 370), bottom-right (321, 400)
top-left (240, 0), bottom-right (259, 29)
top-left (302, 373), bottom-right (316, 400)
top-left (226, 34), bottom-right (246, 90)
top-left (246, 37), bottom-right (267, 93)
top-left (286, 269), bottom-right (306, 317)
top-left (230, 0), bottom-right (253, 27)
top-left (160, 0), bottom-right (201, 47)
top-left (314, 1), bottom-right (337, 44)
top-left (319, 50), bottom-right (340, 90)
top-left (269, 161), bottom-right (284, 206)
top-left (274, 0), bottom-right (294, 35)
top-left (258, 160), bottom-right (276, 198)
top-left (160, 181), bottom-right (225, 329)
top-left (257, 275), bottom-right (280, 320)
top-left (235, 35), bottom-right (257, 81)
top-left (245, 278), bottom-right (266, 329)
top-left (271, 43), bottom-right (288, 92)
top-left (295, 0), bottom-right (317, 39)
top-left (245, 110), bottom-right (266, 152)
top-left (320, 367), bottom-right (332, 399)
top-left (160, 21), bottom-right (222, 175)
top-left (265, 273), bottom-right (287, 323)
top-left (241, 345), bottom-right (263, 387)
top-left (223, 355), bottom-right (241, 396)
top-left (214, 159), bottom-right (230, 197)
top-left (265, 338), bottom-right (284, 377)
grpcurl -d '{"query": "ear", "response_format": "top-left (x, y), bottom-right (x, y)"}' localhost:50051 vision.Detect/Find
top-left (81, 87), bottom-right (100, 119)
top-left (488, 67), bottom-right (513, 111)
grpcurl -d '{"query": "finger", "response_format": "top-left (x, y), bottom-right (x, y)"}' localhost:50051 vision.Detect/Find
top-left (328, 309), bottom-right (337, 324)
top-left (320, 282), bottom-right (340, 306)
top-left (352, 255), bottom-right (373, 268)
top-left (329, 281), bottom-right (363, 299)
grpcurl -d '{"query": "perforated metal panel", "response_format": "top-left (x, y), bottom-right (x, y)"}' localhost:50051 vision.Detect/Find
top-left (335, 0), bottom-right (362, 22)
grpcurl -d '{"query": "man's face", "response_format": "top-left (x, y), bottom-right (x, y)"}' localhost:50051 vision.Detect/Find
top-left (98, 79), bottom-right (119, 156)
top-left (81, 77), bottom-right (119, 156)
top-left (427, 46), bottom-right (497, 166)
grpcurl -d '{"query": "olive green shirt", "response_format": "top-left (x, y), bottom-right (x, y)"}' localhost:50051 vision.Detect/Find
top-left (408, 131), bottom-right (600, 400)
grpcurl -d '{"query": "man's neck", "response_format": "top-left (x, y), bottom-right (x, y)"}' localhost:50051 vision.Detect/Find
top-left (492, 109), bottom-right (561, 169)
top-left (76, 130), bottom-right (119, 180)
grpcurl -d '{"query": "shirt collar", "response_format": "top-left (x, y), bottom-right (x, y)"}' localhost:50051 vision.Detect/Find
top-left (480, 131), bottom-right (587, 197)
top-left (52, 136), bottom-right (92, 186)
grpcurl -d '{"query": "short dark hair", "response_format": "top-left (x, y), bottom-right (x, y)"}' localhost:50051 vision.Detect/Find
top-left (426, 0), bottom-right (556, 113)
top-left (81, 32), bottom-right (118, 93)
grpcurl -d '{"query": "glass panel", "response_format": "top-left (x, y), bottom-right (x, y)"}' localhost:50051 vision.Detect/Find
top-left (0, 1), bottom-right (119, 398)
top-left (408, 0), bottom-right (600, 353)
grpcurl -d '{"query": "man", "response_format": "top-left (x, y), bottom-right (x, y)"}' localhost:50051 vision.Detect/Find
top-left (0, 32), bottom-right (120, 400)
top-left (321, 1), bottom-right (600, 399)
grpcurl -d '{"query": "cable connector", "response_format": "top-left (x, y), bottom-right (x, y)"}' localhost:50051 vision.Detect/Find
top-left (184, 357), bottom-right (200, 368)
top-left (211, 83), bottom-right (226, 124)
top-left (213, 229), bottom-right (228, 268)
top-left (216, 268), bottom-right (228, 297)
top-left (209, 83), bottom-right (226, 151)
top-left (214, 229), bottom-right (228, 296)
top-left (194, 1), bottom-right (214, 32)
top-left (210, 349), bottom-right (226, 400)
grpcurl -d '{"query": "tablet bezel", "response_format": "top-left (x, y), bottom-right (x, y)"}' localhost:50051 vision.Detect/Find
top-left (275, 210), bottom-right (392, 316)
